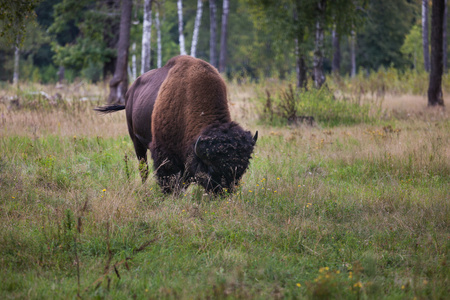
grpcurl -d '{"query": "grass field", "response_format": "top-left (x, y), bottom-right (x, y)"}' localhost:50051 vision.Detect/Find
top-left (1, 81), bottom-right (449, 299)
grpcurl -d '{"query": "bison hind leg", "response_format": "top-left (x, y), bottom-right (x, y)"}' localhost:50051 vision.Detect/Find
top-left (139, 158), bottom-right (149, 183)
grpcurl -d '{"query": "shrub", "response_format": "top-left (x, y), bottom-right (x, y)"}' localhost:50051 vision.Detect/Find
top-left (258, 85), bottom-right (380, 127)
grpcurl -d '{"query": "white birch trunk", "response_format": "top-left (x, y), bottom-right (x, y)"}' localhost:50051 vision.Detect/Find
top-left (190, 0), bottom-right (203, 57)
top-left (350, 30), bottom-right (356, 78)
top-left (13, 45), bottom-right (19, 87)
top-left (313, 19), bottom-right (325, 88)
top-left (156, 10), bottom-right (162, 68)
top-left (141, 0), bottom-right (153, 74)
top-left (177, 0), bottom-right (186, 55)
top-left (423, 0), bottom-right (430, 72)
top-left (218, 0), bottom-right (229, 73)
top-left (209, 0), bottom-right (217, 67)
top-left (132, 42), bottom-right (137, 80)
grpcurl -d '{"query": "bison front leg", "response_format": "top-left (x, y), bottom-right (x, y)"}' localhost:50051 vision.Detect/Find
top-left (151, 145), bottom-right (185, 194)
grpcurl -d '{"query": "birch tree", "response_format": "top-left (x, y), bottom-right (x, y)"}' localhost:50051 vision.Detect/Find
top-left (156, 10), bottom-right (162, 68)
top-left (177, 0), bottom-right (186, 55)
top-left (13, 44), bottom-right (19, 87)
top-left (107, 0), bottom-right (132, 104)
top-left (132, 42), bottom-right (137, 80)
top-left (219, 0), bottom-right (229, 73)
top-left (313, 0), bottom-right (326, 88)
top-left (350, 30), bottom-right (356, 77)
top-left (141, 0), bottom-right (153, 74)
top-left (423, 0), bottom-right (430, 72)
top-left (191, 0), bottom-right (203, 57)
top-left (428, 0), bottom-right (445, 106)
top-left (209, 0), bottom-right (218, 68)
top-left (332, 28), bottom-right (340, 75)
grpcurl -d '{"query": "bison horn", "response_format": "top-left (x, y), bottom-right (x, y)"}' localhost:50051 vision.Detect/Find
top-left (194, 135), bottom-right (202, 158)
top-left (253, 131), bottom-right (258, 145)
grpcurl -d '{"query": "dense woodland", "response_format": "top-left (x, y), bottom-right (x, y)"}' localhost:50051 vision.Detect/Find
top-left (0, 0), bottom-right (448, 106)
top-left (0, 1), bottom-right (445, 80)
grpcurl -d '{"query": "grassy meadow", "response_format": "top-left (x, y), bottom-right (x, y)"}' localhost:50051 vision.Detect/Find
top-left (0, 78), bottom-right (449, 299)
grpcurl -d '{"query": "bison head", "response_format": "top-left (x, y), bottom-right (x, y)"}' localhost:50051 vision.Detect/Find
top-left (190, 122), bottom-right (257, 194)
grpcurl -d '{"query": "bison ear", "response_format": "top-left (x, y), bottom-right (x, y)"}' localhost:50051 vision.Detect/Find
top-left (253, 131), bottom-right (258, 145)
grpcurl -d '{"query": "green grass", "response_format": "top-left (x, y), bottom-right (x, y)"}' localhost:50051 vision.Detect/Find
top-left (1, 87), bottom-right (449, 299)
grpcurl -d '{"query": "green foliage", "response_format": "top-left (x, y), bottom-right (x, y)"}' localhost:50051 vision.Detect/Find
top-left (0, 0), bottom-right (40, 46)
top-left (258, 84), bottom-right (378, 127)
top-left (401, 24), bottom-right (425, 72)
top-left (357, 0), bottom-right (417, 70)
top-left (49, 0), bottom-right (118, 77)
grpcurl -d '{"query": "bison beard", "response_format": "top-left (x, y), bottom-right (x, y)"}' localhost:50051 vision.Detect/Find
top-left (96, 55), bottom-right (257, 195)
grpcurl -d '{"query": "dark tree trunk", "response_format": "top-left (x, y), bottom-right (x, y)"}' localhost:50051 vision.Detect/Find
top-left (428, 0), bottom-right (445, 107)
top-left (209, 0), bottom-right (217, 68)
top-left (103, 0), bottom-right (120, 79)
top-left (295, 38), bottom-right (307, 90)
top-left (218, 0), bottom-right (229, 73)
top-left (444, 0), bottom-right (448, 72)
top-left (107, 0), bottom-right (132, 105)
top-left (332, 28), bottom-right (340, 75)
top-left (423, 0), bottom-right (431, 72)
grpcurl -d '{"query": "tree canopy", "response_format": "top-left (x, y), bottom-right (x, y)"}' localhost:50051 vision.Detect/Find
top-left (0, 0), bottom-right (447, 85)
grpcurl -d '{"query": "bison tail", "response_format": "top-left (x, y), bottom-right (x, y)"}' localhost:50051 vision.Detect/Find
top-left (94, 104), bottom-right (126, 114)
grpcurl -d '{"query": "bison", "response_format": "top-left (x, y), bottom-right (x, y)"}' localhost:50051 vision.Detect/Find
top-left (96, 55), bottom-right (257, 194)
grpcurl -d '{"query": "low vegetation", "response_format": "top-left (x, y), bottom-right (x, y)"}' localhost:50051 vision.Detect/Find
top-left (1, 77), bottom-right (449, 299)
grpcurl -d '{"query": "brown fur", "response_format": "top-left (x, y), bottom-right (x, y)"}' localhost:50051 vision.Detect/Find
top-left (96, 55), bottom-right (256, 194)
top-left (151, 56), bottom-right (231, 162)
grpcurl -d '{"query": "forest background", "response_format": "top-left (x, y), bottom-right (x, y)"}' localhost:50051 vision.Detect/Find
top-left (0, 0), bottom-right (446, 89)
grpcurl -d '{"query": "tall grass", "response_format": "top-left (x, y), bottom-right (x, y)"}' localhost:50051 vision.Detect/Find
top-left (0, 80), bottom-right (449, 299)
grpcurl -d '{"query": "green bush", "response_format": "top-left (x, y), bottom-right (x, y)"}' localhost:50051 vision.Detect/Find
top-left (258, 85), bottom-right (380, 127)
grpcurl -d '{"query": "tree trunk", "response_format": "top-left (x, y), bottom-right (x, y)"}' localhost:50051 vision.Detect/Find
top-left (191, 0), bottom-right (203, 57)
top-left (295, 38), bottom-right (307, 89)
top-left (332, 28), bottom-right (340, 75)
top-left (141, 0), bottom-right (153, 74)
top-left (428, 0), bottom-right (445, 106)
top-left (132, 42), bottom-right (137, 80)
top-left (313, 0), bottom-right (326, 88)
top-left (156, 10), bottom-right (162, 68)
top-left (107, 0), bottom-right (132, 105)
top-left (57, 66), bottom-right (65, 83)
top-left (177, 0), bottom-right (186, 55)
top-left (423, 0), bottom-right (431, 72)
top-left (444, 0), bottom-right (448, 72)
top-left (103, 0), bottom-right (120, 79)
top-left (350, 30), bottom-right (356, 78)
top-left (209, 0), bottom-right (217, 68)
top-left (218, 0), bottom-right (229, 73)
top-left (13, 44), bottom-right (19, 87)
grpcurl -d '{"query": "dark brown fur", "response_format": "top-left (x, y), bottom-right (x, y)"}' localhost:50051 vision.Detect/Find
top-left (96, 56), bottom-right (257, 194)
